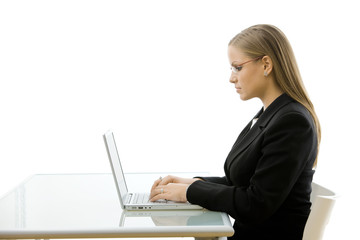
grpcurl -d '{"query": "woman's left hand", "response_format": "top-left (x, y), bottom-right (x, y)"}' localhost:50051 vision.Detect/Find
top-left (150, 182), bottom-right (189, 203)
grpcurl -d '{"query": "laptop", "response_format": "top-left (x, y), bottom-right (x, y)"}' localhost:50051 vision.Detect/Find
top-left (103, 130), bottom-right (203, 210)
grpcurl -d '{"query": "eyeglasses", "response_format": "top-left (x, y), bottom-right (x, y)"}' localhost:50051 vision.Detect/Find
top-left (230, 56), bottom-right (264, 73)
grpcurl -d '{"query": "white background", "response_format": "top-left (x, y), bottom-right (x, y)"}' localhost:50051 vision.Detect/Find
top-left (0, 0), bottom-right (359, 239)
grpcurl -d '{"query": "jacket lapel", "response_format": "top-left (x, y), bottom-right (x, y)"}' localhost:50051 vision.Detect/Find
top-left (226, 94), bottom-right (295, 169)
top-left (230, 108), bottom-right (263, 151)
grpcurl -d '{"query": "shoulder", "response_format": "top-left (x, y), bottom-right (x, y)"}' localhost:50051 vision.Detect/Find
top-left (273, 100), bottom-right (314, 129)
top-left (260, 94), bottom-right (315, 131)
top-left (262, 99), bottom-right (317, 150)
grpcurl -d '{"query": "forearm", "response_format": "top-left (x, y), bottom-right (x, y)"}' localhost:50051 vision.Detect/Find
top-left (194, 176), bottom-right (230, 185)
top-left (186, 180), bottom-right (264, 223)
top-left (186, 180), bottom-right (240, 216)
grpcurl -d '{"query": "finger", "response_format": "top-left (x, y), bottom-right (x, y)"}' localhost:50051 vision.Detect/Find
top-left (159, 175), bottom-right (176, 185)
top-left (150, 177), bottom-right (163, 192)
top-left (150, 181), bottom-right (159, 199)
top-left (150, 194), bottom-right (161, 202)
top-left (150, 191), bottom-right (168, 202)
top-left (149, 187), bottom-right (159, 199)
top-left (150, 185), bottom-right (166, 199)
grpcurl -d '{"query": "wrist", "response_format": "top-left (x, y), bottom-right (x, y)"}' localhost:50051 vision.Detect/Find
top-left (192, 177), bottom-right (204, 183)
top-left (185, 184), bottom-right (191, 202)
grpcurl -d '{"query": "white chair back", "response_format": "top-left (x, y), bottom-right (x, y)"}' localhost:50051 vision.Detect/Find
top-left (303, 182), bottom-right (337, 240)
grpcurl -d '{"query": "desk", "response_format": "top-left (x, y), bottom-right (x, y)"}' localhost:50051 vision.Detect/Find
top-left (0, 173), bottom-right (234, 239)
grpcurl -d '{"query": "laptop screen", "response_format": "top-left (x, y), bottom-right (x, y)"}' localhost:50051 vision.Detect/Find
top-left (103, 131), bottom-right (128, 206)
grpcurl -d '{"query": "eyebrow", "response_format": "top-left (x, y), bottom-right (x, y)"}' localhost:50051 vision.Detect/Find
top-left (231, 56), bottom-right (265, 67)
top-left (231, 60), bottom-right (243, 66)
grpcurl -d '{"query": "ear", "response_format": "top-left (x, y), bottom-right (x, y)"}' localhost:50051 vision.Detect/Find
top-left (262, 56), bottom-right (273, 76)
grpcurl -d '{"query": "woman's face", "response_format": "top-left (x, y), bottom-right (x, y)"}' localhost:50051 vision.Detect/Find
top-left (228, 45), bottom-right (267, 101)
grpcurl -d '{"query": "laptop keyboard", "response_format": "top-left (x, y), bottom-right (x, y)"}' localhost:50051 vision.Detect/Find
top-left (133, 193), bottom-right (150, 204)
top-left (133, 193), bottom-right (167, 204)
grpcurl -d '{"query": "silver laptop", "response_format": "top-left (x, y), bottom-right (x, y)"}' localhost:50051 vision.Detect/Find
top-left (103, 130), bottom-right (203, 210)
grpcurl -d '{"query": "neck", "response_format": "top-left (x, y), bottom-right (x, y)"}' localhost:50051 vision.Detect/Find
top-left (261, 86), bottom-right (284, 110)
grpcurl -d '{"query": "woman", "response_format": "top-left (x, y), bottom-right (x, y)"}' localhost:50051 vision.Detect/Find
top-left (150, 24), bottom-right (320, 239)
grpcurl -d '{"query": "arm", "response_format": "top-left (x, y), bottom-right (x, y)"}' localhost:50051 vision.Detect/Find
top-left (149, 175), bottom-right (231, 202)
top-left (187, 112), bottom-right (317, 223)
top-left (195, 176), bottom-right (230, 185)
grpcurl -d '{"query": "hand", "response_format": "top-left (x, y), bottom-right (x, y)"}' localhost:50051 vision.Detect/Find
top-left (150, 182), bottom-right (189, 203)
top-left (151, 175), bottom-right (202, 187)
top-left (149, 175), bottom-right (202, 203)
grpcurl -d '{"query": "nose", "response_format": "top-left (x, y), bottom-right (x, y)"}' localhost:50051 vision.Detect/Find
top-left (229, 74), bottom-right (237, 84)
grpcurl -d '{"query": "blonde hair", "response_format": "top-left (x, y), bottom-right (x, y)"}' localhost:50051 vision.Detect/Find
top-left (229, 24), bottom-right (321, 167)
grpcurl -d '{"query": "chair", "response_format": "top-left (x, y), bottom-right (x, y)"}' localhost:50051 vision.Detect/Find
top-left (302, 182), bottom-right (337, 240)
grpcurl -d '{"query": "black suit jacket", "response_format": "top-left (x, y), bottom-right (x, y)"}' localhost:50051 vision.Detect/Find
top-left (187, 94), bottom-right (317, 240)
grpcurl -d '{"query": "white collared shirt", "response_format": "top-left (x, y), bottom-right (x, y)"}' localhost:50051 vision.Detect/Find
top-left (250, 118), bottom-right (258, 129)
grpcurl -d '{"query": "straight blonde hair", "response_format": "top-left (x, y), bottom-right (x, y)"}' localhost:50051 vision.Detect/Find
top-left (229, 24), bottom-right (321, 167)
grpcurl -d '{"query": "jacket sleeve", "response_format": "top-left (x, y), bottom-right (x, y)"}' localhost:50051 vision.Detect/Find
top-left (194, 176), bottom-right (230, 185)
top-left (186, 112), bottom-right (316, 223)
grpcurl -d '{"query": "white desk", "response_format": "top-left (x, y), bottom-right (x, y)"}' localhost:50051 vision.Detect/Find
top-left (0, 173), bottom-right (234, 239)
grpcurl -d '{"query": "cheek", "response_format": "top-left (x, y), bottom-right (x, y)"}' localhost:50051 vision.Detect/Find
top-left (238, 71), bottom-right (251, 85)
top-left (240, 67), bottom-right (262, 86)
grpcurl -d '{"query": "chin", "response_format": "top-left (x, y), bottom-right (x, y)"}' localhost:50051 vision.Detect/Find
top-left (239, 94), bottom-right (249, 101)
top-left (239, 94), bottom-right (255, 102)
